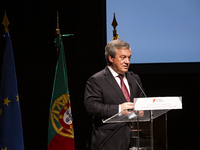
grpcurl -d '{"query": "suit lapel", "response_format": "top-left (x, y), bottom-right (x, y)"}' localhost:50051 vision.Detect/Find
top-left (103, 67), bottom-right (126, 103)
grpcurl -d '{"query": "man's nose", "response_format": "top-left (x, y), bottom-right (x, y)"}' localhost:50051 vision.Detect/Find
top-left (124, 57), bottom-right (130, 63)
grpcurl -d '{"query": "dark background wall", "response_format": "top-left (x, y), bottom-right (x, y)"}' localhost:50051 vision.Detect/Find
top-left (0, 1), bottom-right (200, 150)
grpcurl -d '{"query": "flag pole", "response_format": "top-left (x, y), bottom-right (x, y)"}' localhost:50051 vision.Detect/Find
top-left (55, 11), bottom-right (61, 59)
top-left (54, 11), bottom-right (74, 60)
top-left (56, 11), bottom-right (60, 36)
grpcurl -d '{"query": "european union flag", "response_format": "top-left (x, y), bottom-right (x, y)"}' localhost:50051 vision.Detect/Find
top-left (0, 33), bottom-right (25, 150)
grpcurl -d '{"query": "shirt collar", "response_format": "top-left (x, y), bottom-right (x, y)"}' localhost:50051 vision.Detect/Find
top-left (108, 66), bottom-right (125, 78)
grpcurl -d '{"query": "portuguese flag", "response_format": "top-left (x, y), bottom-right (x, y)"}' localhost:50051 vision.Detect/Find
top-left (48, 35), bottom-right (75, 150)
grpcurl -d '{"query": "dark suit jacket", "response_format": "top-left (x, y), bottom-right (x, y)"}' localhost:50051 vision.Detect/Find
top-left (84, 66), bottom-right (144, 150)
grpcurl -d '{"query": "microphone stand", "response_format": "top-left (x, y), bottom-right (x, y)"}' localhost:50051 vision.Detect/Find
top-left (136, 80), bottom-right (154, 150)
top-left (131, 71), bottom-right (154, 150)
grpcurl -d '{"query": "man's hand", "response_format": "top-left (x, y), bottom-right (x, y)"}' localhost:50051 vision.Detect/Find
top-left (120, 102), bottom-right (134, 115)
top-left (137, 110), bottom-right (144, 117)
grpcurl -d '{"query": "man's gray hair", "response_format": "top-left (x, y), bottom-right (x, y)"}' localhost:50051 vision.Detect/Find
top-left (105, 40), bottom-right (130, 64)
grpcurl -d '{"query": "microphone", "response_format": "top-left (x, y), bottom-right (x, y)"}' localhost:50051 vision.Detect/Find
top-left (130, 71), bottom-right (147, 97)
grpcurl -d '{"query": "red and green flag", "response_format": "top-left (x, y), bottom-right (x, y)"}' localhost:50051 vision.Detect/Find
top-left (48, 35), bottom-right (75, 150)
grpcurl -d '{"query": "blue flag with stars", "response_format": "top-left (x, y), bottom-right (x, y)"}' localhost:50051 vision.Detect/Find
top-left (0, 33), bottom-right (25, 150)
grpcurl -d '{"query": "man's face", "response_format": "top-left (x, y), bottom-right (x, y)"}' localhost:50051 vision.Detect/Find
top-left (109, 48), bottom-right (131, 75)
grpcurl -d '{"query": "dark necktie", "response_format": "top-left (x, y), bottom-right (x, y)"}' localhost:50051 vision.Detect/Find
top-left (118, 75), bottom-right (130, 102)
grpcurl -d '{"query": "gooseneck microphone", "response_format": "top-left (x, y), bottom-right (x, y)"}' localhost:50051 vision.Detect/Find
top-left (130, 71), bottom-right (147, 97)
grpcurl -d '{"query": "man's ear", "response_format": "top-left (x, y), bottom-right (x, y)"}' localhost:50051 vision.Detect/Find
top-left (108, 55), bottom-right (114, 63)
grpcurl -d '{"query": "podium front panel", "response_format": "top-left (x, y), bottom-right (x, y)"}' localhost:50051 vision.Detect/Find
top-left (103, 109), bottom-right (169, 150)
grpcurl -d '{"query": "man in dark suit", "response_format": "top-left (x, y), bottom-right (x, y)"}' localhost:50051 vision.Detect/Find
top-left (84, 40), bottom-right (144, 150)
